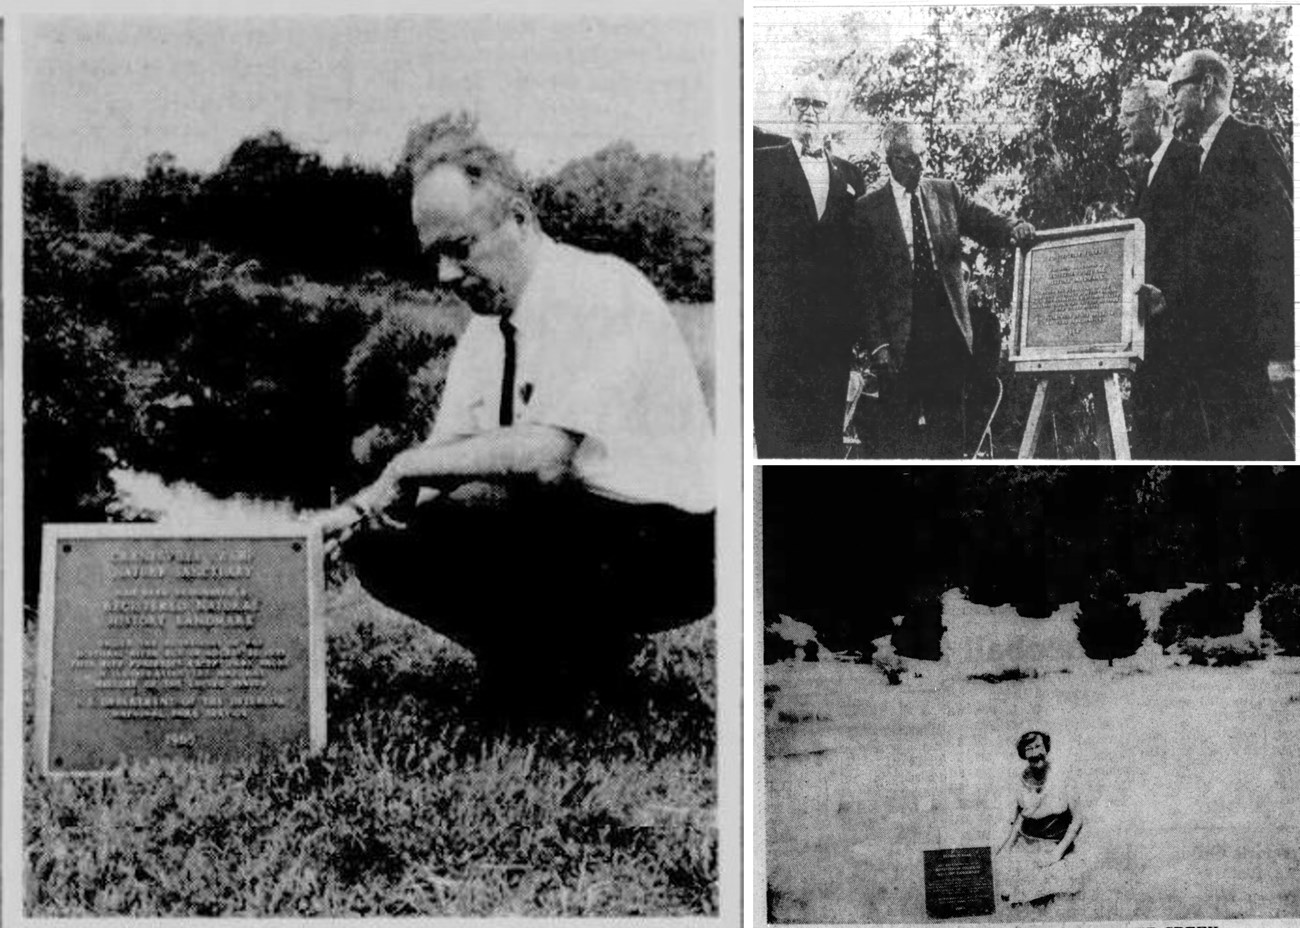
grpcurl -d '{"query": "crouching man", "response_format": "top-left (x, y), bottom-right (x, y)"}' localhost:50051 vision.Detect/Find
top-left (317, 113), bottom-right (715, 693)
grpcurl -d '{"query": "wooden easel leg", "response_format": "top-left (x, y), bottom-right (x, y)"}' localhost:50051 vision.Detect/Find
top-left (1103, 372), bottom-right (1131, 460)
top-left (1018, 379), bottom-right (1050, 459)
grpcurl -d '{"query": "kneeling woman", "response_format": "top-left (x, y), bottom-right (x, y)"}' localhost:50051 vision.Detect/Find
top-left (992, 731), bottom-right (1084, 905)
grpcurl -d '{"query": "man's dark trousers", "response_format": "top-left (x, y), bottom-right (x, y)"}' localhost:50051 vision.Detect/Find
top-left (343, 481), bottom-right (715, 679)
top-left (879, 243), bottom-right (970, 459)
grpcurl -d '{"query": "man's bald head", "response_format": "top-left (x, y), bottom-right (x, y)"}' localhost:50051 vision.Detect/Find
top-left (1167, 49), bottom-right (1233, 136)
top-left (1169, 49), bottom-right (1234, 100)
top-left (404, 117), bottom-right (538, 315)
top-left (399, 111), bottom-right (535, 226)
top-left (411, 164), bottom-right (483, 228)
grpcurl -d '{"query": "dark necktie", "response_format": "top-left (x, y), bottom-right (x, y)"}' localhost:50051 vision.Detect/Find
top-left (498, 316), bottom-right (517, 426)
top-left (908, 188), bottom-right (934, 281)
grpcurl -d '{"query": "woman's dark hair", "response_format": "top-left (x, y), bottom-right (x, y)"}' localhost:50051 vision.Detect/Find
top-left (1016, 730), bottom-right (1050, 759)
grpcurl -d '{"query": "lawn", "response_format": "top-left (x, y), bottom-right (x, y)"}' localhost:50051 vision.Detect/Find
top-left (765, 643), bottom-right (1300, 922)
top-left (25, 580), bottom-right (718, 917)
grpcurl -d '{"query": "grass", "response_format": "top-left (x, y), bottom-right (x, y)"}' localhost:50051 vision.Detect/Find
top-left (25, 581), bottom-right (717, 917)
top-left (766, 657), bottom-right (1300, 922)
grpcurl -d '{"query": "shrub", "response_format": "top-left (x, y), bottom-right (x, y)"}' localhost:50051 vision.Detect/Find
top-left (892, 591), bottom-right (944, 661)
top-left (763, 628), bottom-right (798, 664)
top-left (1074, 570), bottom-right (1146, 665)
top-left (968, 667), bottom-right (1032, 684)
top-left (127, 278), bottom-right (373, 505)
top-left (1260, 583), bottom-right (1300, 655)
top-left (534, 143), bottom-right (713, 303)
top-left (1154, 583), bottom-right (1250, 651)
top-left (23, 294), bottom-right (132, 606)
top-left (342, 297), bottom-right (466, 479)
top-left (1179, 639), bottom-right (1266, 667)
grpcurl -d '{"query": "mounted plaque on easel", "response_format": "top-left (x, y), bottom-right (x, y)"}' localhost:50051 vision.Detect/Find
top-left (1008, 219), bottom-right (1146, 459)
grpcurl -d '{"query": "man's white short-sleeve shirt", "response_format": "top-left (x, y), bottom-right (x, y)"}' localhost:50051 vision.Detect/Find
top-left (431, 237), bottom-right (715, 513)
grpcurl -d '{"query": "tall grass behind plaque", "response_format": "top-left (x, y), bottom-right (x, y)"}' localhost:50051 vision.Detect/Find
top-left (37, 525), bottom-right (325, 775)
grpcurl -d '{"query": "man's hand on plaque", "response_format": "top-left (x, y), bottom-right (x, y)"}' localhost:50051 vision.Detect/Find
top-left (1010, 221), bottom-right (1037, 249)
top-left (1137, 283), bottom-right (1167, 323)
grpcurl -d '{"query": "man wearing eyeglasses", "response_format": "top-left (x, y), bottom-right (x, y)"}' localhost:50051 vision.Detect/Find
top-left (754, 76), bottom-right (866, 457)
top-left (316, 113), bottom-right (715, 703)
top-left (1165, 48), bottom-right (1293, 459)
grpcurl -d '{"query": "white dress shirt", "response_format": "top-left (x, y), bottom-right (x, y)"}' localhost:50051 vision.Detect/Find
top-left (431, 237), bottom-right (715, 513)
top-left (889, 176), bottom-right (935, 270)
top-left (799, 149), bottom-right (831, 220)
top-left (1146, 135), bottom-right (1173, 187)
top-left (1198, 111), bottom-right (1230, 169)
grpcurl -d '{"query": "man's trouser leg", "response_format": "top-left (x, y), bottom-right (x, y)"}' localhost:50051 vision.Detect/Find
top-left (343, 483), bottom-right (715, 670)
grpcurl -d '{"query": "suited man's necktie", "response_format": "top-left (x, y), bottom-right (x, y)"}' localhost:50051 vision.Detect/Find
top-left (498, 316), bottom-right (517, 426)
top-left (908, 188), bottom-right (935, 282)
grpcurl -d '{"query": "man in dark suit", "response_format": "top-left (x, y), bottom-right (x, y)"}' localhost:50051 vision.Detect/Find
top-left (1119, 78), bottom-right (1200, 458)
top-left (850, 121), bottom-right (1034, 458)
top-left (1166, 48), bottom-right (1293, 459)
top-left (753, 77), bottom-right (867, 457)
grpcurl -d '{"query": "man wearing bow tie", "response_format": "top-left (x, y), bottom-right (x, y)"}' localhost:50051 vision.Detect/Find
top-left (316, 113), bottom-right (715, 696)
top-left (1166, 48), bottom-right (1293, 459)
top-left (850, 121), bottom-right (1035, 458)
top-left (753, 77), bottom-right (867, 457)
top-left (1118, 79), bottom-right (1200, 458)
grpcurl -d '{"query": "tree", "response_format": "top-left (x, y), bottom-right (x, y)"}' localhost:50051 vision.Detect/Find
top-left (893, 580), bottom-right (946, 661)
top-left (806, 7), bottom-right (1292, 454)
top-left (23, 292), bottom-right (131, 606)
top-left (534, 143), bottom-right (714, 303)
top-left (1260, 583), bottom-right (1300, 656)
top-left (201, 132), bottom-right (409, 283)
top-left (1154, 581), bottom-right (1250, 651)
top-left (1074, 569), bottom-right (1147, 665)
top-left (24, 161), bottom-right (83, 232)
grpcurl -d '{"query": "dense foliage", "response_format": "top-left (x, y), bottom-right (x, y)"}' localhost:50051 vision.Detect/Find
top-left (891, 582), bottom-right (946, 661)
top-left (790, 6), bottom-right (1292, 455)
top-left (1153, 582), bottom-right (1251, 650)
top-left (535, 143), bottom-right (714, 303)
top-left (23, 133), bottom-right (712, 602)
top-left (1073, 569), bottom-right (1148, 665)
top-left (1259, 584), bottom-right (1300, 656)
top-left (764, 467), bottom-right (1300, 659)
top-left (28, 132), bottom-right (713, 298)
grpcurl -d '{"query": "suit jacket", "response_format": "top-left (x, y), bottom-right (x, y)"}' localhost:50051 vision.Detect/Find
top-left (753, 127), bottom-right (867, 457)
top-left (1182, 115), bottom-right (1293, 378)
top-left (1130, 138), bottom-right (1199, 306)
top-left (850, 176), bottom-right (1014, 364)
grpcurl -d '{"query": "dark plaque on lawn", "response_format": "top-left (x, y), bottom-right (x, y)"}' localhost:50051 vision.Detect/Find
top-left (37, 525), bottom-right (325, 775)
top-left (1009, 218), bottom-right (1146, 373)
top-left (922, 846), bottom-right (995, 919)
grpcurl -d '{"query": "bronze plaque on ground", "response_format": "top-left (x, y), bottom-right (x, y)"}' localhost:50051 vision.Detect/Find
top-left (922, 846), bottom-right (995, 919)
top-left (37, 525), bottom-right (325, 775)
top-left (1009, 218), bottom-right (1146, 373)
